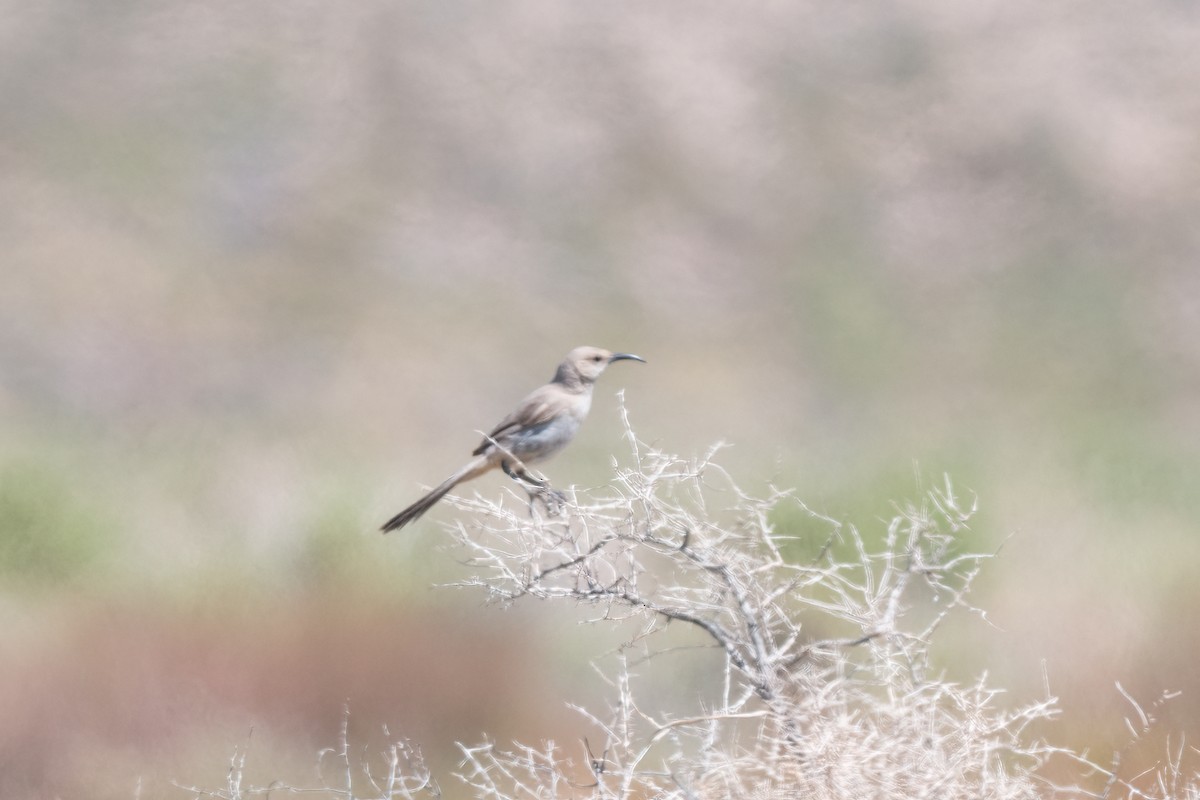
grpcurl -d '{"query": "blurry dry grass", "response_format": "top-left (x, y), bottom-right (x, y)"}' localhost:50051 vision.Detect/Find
top-left (2, 1), bottom-right (1200, 796)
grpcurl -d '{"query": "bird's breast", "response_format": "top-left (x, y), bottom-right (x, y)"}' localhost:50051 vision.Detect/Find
top-left (574, 390), bottom-right (593, 420)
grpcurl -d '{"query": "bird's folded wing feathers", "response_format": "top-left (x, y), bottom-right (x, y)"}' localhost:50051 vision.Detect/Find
top-left (471, 386), bottom-right (564, 455)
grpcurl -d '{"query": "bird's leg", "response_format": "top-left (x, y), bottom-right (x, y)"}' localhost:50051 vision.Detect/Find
top-left (502, 459), bottom-right (548, 488)
top-left (502, 460), bottom-right (566, 517)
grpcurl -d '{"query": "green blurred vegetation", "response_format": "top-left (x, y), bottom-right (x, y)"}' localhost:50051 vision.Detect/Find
top-left (0, 458), bottom-right (113, 588)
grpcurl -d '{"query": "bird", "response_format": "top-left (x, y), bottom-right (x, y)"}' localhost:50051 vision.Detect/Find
top-left (381, 346), bottom-right (646, 532)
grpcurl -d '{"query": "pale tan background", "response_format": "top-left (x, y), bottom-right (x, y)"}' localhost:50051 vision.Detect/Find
top-left (3, 1), bottom-right (1200, 796)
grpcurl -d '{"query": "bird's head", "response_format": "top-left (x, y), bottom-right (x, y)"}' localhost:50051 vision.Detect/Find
top-left (556, 346), bottom-right (646, 386)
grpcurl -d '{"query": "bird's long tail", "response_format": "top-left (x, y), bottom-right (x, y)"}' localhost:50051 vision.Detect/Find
top-left (381, 455), bottom-right (492, 533)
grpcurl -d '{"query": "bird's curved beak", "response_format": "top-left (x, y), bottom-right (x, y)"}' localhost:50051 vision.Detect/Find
top-left (608, 353), bottom-right (646, 364)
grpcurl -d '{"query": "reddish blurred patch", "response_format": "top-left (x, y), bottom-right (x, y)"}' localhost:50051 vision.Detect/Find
top-left (0, 591), bottom-right (570, 797)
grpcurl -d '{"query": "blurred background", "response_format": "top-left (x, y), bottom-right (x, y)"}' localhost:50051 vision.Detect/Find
top-left (3, 0), bottom-right (1200, 796)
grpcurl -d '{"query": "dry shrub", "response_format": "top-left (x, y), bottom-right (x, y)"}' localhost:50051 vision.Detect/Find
top-left (180, 405), bottom-right (1199, 799)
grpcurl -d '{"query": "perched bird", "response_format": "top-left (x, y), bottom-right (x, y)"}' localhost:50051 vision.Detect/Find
top-left (381, 346), bottom-right (646, 532)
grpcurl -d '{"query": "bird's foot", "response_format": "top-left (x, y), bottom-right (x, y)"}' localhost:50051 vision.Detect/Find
top-left (527, 485), bottom-right (568, 518)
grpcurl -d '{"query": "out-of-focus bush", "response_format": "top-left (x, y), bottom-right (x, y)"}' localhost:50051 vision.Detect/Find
top-left (0, 459), bottom-right (114, 588)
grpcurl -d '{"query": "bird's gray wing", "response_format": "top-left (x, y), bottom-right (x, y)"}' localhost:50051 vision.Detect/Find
top-left (472, 385), bottom-right (561, 456)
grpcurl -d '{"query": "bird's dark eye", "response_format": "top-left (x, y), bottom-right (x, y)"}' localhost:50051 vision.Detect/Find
top-left (593, 355), bottom-right (603, 361)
